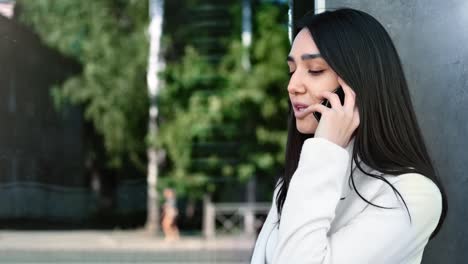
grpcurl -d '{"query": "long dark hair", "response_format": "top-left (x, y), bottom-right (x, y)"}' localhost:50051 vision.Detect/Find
top-left (275, 7), bottom-right (447, 240)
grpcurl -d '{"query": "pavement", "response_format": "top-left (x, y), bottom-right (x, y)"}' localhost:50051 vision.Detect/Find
top-left (0, 230), bottom-right (256, 263)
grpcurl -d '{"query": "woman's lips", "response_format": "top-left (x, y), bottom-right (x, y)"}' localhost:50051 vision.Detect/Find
top-left (293, 103), bottom-right (310, 119)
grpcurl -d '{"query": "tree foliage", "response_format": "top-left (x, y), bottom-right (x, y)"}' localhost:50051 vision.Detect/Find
top-left (157, 3), bottom-right (290, 199)
top-left (18, 0), bottom-right (149, 169)
top-left (18, 0), bottom-right (290, 200)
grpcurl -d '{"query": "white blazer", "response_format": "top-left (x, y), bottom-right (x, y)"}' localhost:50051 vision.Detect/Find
top-left (250, 137), bottom-right (442, 264)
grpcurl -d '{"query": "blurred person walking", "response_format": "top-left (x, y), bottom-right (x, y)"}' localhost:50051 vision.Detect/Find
top-left (161, 188), bottom-right (180, 242)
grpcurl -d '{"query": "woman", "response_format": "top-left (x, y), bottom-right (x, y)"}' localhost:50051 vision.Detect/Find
top-left (161, 188), bottom-right (180, 241)
top-left (250, 7), bottom-right (447, 264)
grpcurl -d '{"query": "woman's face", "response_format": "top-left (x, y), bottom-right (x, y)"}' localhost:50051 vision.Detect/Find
top-left (287, 28), bottom-right (340, 134)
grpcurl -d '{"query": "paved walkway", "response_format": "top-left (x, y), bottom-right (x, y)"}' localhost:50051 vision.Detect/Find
top-left (0, 230), bottom-right (256, 263)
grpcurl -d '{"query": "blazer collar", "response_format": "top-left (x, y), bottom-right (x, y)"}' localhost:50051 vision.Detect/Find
top-left (250, 136), bottom-right (361, 263)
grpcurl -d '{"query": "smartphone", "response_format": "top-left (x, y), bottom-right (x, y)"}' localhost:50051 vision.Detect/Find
top-left (313, 85), bottom-right (345, 122)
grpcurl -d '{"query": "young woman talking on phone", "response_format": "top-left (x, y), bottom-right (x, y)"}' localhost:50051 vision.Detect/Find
top-left (250, 8), bottom-right (447, 264)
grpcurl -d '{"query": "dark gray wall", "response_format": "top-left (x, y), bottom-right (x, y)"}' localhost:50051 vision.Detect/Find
top-left (0, 16), bottom-right (87, 220)
top-left (321, 0), bottom-right (467, 262)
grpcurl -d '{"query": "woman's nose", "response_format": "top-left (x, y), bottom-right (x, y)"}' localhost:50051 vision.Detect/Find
top-left (287, 72), bottom-right (306, 95)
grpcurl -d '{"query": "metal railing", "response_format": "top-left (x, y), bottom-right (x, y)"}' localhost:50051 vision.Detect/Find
top-left (203, 195), bottom-right (270, 239)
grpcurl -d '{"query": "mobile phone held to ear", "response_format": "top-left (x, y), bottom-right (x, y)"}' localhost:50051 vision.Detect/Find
top-left (313, 85), bottom-right (345, 122)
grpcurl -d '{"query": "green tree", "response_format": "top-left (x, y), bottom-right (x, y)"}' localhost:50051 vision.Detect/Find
top-left (18, 0), bottom-right (149, 169)
top-left (157, 3), bottom-right (290, 200)
top-left (18, 0), bottom-right (290, 202)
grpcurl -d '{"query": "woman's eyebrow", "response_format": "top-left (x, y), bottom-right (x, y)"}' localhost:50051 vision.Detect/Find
top-left (287, 53), bottom-right (323, 62)
top-left (302, 53), bottom-right (322, 60)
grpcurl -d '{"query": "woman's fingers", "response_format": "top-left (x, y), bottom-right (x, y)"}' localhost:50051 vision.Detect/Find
top-left (320, 90), bottom-right (342, 110)
top-left (310, 79), bottom-right (360, 147)
top-left (352, 105), bottom-right (360, 128)
top-left (304, 103), bottom-right (329, 115)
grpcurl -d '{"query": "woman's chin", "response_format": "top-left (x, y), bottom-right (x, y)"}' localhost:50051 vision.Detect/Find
top-left (296, 119), bottom-right (317, 134)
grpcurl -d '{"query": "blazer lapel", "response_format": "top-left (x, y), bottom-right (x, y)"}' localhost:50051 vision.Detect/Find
top-left (250, 200), bottom-right (278, 263)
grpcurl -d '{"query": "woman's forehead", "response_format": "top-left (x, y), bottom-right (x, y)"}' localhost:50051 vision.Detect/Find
top-left (289, 28), bottom-right (320, 58)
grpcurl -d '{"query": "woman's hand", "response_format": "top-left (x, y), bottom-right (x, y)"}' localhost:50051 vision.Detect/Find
top-left (306, 77), bottom-right (360, 148)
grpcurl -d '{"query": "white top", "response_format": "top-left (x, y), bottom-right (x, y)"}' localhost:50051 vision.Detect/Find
top-left (250, 137), bottom-right (442, 264)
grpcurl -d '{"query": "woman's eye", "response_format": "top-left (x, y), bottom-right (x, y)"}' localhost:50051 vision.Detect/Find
top-left (288, 70), bottom-right (324, 76)
top-left (308, 70), bottom-right (324, 75)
